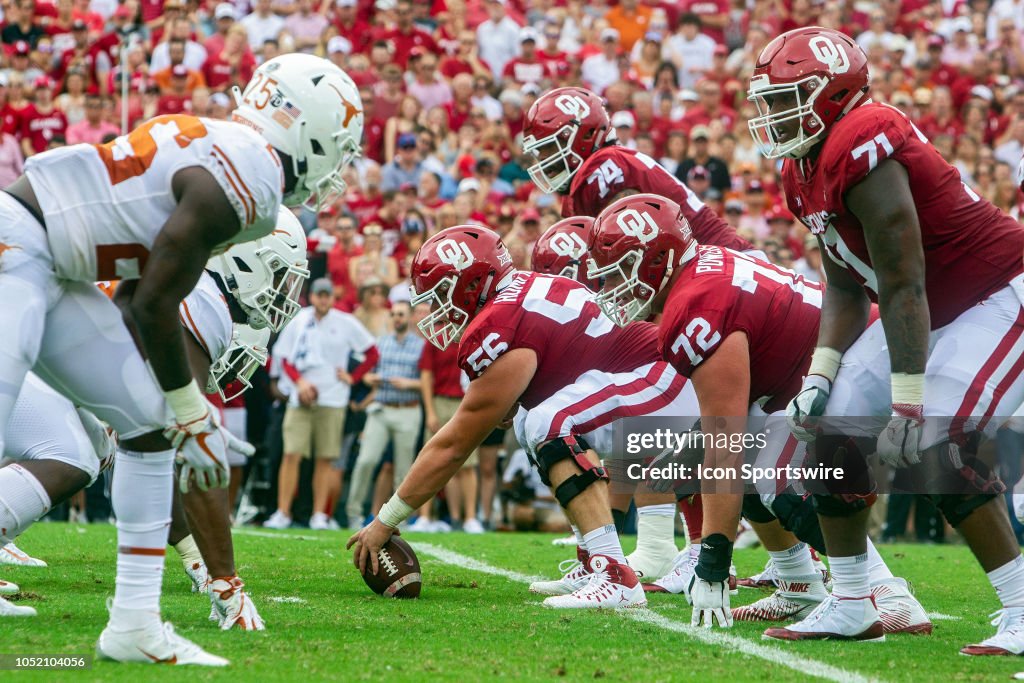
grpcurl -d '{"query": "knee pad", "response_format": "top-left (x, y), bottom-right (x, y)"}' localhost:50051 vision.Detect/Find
top-left (741, 493), bottom-right (776, 524)
top-left (770, 493), bottom-right (827, 555)
top-left (928, 493), bottom-right (998, 528)
top-left (534, 434), bottom-right (607, 508)
top-left (812, 492), bottom-right (877, 518)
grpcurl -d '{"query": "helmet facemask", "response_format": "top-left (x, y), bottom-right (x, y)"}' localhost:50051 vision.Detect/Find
top-left (410, 276), bottom-right (469, 350)
top-left (224, 245), bottom-right (310, 333)
top-left (588, 249), bottom-right (661, 327)
top-left (558, 261), bottom-right (581, 280)
top-left (523, 124), bottom-right (582, 194)
top-left (747, 74), bottom-right (827, 159)
top-left (206, 325), bottom-right (270, 401)
top-left (297, 125), bottom-right (362, 212)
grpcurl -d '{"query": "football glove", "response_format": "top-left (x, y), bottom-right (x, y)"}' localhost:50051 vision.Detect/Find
top-left (786, 374), bottom-right (832, 442)
top-left (176, 425), bottom-right (230, 493)
top-left (687, 575), bottom-right (733, 628)
top-left (876, 404), bottom-right (924, 468)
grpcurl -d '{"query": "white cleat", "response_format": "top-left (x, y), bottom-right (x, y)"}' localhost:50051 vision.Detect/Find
top-left (961, 607), bottom-right (1024, 655)
top-left (262, 510), bottom-right (292, 529)
top-left (551, 535), bottom-right (578, 547)
top-left (0, 595), bottom-right (36, 617)
top-left (646, 548), bottom-right (698, 594)
top-left (97, 618), bottom-right (229, 666)
top-left (462, 518), bottom-right (485, 534)
top-left (407, 517), bottom-right (435, 532)
top-left (0, 542), bottom-right (47, 567)
top-left (209, 576), bottom-right (265, 631)
top-left (542, 555), bottom-right (646, 609)
top-left (734, 519), bottom-right (761, 550)
top-left (732, 574), bottom-right (829, 622)
top-left (185, 561), bottom-right (209, 594)
top-left (0, 579), bottom-right (19, 595)
top-left (763, 595), bottom-right (885, 642)
top-left (529, 549), bottom-right (592, 596)
top-left (627, 542), bottom-right (679, 583)
top-left (810, 548), bottom-right (832, 591)
top-left (737, 557), bottom-right (778, 589)
top-left (871, 578), bottom-right (932, 635)
top-left (309, 513), bottom-right (331, 531)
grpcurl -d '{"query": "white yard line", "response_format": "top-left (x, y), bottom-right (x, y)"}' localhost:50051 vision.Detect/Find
top-left (926, 612), bottom-right (961, 621)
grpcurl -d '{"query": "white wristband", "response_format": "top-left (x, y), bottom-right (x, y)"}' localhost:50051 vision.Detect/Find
top-left (163, 379), bottom-right (208, 425)
top-left (891, 372), bottom-right (925, 406)
top-left (378, 494), bottom-right (415, 529)
top-left (808, 347), bottom-right (842, 383)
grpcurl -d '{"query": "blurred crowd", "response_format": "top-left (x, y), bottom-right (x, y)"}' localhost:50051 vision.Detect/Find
top-left (21, 0), bottom-right (1024, 535)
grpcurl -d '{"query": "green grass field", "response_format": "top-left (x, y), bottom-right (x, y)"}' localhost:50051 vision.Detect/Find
top-left (3, 522), bottom-right (1023, 682)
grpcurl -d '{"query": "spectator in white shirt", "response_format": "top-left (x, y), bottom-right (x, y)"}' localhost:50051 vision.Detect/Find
top-left (476, 0), bottom-right (521, 79)
top-left (582, 28), bottom-right (622, 95)
top-left (264, 279), bottom-right (379, 530)
top-left (242, 0), bottom-right (286, 49)
top-left (150, 18), bottom-right (208, 72)
top-left (665, 13), bottom-right (715, 90)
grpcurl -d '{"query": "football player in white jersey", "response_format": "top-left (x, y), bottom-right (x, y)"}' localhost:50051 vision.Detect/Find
top-left (0, 208), bottom-right (307, 629)
top-left (0, 53), bottom-right (359, 665)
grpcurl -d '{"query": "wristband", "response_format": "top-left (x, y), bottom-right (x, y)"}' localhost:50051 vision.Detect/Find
top-left (891, 372), bottom-right (925, 407)
top-left (808, 347), bottom-right (842, 383)
top-left (378, 494), bottom-right (415, 529)
top-left (163, 379), bottom-right (208, 425)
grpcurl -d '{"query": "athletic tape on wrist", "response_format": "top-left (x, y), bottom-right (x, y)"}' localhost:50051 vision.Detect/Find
top-left (378, 495), bottom-right (415, 528)
top-left (890, 372), bottom-right (925, 407)
top-left (163, 379), bottom-right (208, 425)
top-left (808, 347), bottom-right (842, 383)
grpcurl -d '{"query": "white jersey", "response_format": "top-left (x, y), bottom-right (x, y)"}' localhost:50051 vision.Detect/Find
top-left (179, 271), bottom-right (234, 364)
top-left (25, 115), bottom-right (283, 282)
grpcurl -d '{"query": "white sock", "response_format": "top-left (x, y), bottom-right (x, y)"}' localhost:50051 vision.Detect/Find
top-left (173, 535), bottom-right (203, 571)
top-left (829, 553), bottom-right (870, 599)
top-left (988, 555), bottom-right (1024, 609)
top-left (768, 542), bottom-right (816, 578)
top-left (582, 524), bottom-right (625, 562)
top-left (0, 463), bottom-right (51, 542)
top-left (865, 538), bottom-right (894, 584)
top-left (111, 449), bottom-right (174, 618)
top-left (571, 525), bottom-right (586, 551)
top-left (635, 504), bottom-right (677, 553)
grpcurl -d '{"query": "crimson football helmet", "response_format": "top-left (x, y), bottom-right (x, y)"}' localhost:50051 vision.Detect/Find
top-left (522, 87), bottom-right (613, 194)
top-left (410, 226), bottom-right (515, 350)
top-left (747, 26), bottom-right (870, 159)
top-left (587, 193), bottom-right (695, 327)
top-left (532, 216), bottom-right (601, 290)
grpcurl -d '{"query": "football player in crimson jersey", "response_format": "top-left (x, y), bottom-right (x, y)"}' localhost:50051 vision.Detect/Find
top-left (749, 27), bottom-right (1024, 651)
top-left (587, 193), bottom-right (931, 633)
top-left (350, 225), bottom-right (709, 609)
top-left (521, 86), bottom-right (752, 253)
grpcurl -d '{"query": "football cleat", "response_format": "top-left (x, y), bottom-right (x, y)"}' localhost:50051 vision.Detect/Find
top-left (734, 519), bottom-right (761, 550)
top-left (309, 512), bottom-right (331, 531)
top-left (810, 548), bottom-right (832, 590)
top-left (97, 619), bottom-right (229, 666)
top-left (961, 608), bottom-right (1024, 655)
top-left (542, 555), bottom-right (646, 609)
top-left (0, 542), bottom-right (47, 567)
top-left (529, 548), bottom-right (591, 596)
top-left (407, 517), bottom-right (435, 532)
top-left (738, 557), bottom-right (778, 589)
top-left (0, 579), bottom-right (19, 595)
top-left (871, 578), bottom-right (932, 635)
top-left (462, 518), bottom-right (485, 534)
top-left (732, 574), bottom-right (828, 622)
top-left (551, 535), bottom-right (578, 547)
top-left (763, 595), bottom-right (885, 642)
top-left (262, 510), bottom-right (292, 529)
top-left (0, 595), bottom-right (36, 617)
top-left (646, 548), bottom-right (698, 594)
top-left (209, 576), bottom-right (266, 631)
top-left (626, 541), bottom-right (679, 583)
top-left (185, 561), bottom-right (210, 594)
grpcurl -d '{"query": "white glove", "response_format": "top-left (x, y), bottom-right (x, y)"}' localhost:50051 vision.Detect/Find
top-left (786, 374), bottom-right (832, 442)
top-left (222, 427), bottom-right (255, 461)
top-left (76, 407), bottom-right (118, 473)
top-left (176, 425), bottom-right (230, 493)
top-left (687, 575), bottom-right (733, 628)
top-left (876, 404), bottom-right (924, 468)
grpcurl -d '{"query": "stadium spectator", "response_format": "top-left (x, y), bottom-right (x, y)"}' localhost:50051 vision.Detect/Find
top-left (333, 0), bottom-right (372, 55)
top-left (285, 0), bottom-right (330, 53)
top-left (407, 50), bottom-right (452, 111)
top-left (353, 276), bottom-right (393, 337)
top-left (582, 28), bottom-right (622, 95)
top-left (605, 0), bottom-right (653, 52)
top-left (476, 0), bottom-right (520, 80)
top-left (501, 447), bottom-right (569, 532)
top-left (793, 232), bottom-right (825, 284)
top-left (503, 27), bottom-right (549, 86)
top-left (384, 0), bottom-right (440, 68)
top-left (151, 19), bottom-right (208, 72)
top-left (345, 300), bottom-right (424, 527)
top-left (202, 24), bottom-right (256, 92)
top-left (675, 125), bottom-right (730, 193)
top-left (666, 13), bottom-right (716, 90)
top-left (440, 29), bottom-right (492, 80)
top-left (241, 0), bottom-right (286, 50)
top-left (382, 132), bottom-right (426, 192)
top-left (0, 122), bottom-right (24, 187)
top-left (65, 93), bottom-right (117, 144)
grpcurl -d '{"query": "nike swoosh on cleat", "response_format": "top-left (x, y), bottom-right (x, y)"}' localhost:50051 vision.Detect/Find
top-left (138, 648), bottom-right (178, 664)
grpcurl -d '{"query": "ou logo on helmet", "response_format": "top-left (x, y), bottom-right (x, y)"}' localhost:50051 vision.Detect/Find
top-left (436, 239), bottom-right (475, 271)
top-left (809, 36), bottom-right (850, 75)
top-left (554, 94), bottom-right (591, 119)
top-left (616, 209), bottom-right (659, 244)
top-left (549, 232), bottom-right (587, 259)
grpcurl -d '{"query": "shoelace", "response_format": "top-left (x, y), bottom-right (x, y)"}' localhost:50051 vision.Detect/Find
top-left (558, 559), bottom-right (588, 581)
top-left (575, 571), bottom-right (614, 601)
top-left (799, 595), bottom-right (839, 626)
top-left (989, 609), bottom-right (1024, 632)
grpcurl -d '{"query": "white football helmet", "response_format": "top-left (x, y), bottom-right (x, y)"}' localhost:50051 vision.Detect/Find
top-left (232, 53), bottom-right (364, 210)
top-left (208, 207), bottom-right (310, 332)
top-left (206, 324), bottom-right (271, 402)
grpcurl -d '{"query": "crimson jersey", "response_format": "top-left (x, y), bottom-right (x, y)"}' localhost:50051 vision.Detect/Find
top-left (457, 271), bottom-right (660, 409)
top-left (563, 146), bottom-right (752, 253)
top-left (659, 246), bottom-right (823, 412)
top-left (783, 102), bottom-right (1024, 329)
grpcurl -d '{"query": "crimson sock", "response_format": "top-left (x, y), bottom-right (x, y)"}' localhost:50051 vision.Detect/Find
top-left (678, 494), bottom-right (703, 544)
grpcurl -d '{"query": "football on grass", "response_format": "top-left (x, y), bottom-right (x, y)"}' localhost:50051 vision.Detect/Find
top-left (361, 537), bottom-right (421, 598)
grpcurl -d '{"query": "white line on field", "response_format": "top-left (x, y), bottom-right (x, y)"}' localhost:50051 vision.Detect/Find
top-left (268, 596), bottom-right (307, 604)
top-left (926, 612), bottom-right (961, 621)
top-left (412, 542), bottom-right (880, 683)
top-left (235, 529), bottom-right (326, 542)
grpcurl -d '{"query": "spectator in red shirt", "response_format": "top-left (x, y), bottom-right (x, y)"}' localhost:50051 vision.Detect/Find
top-left (326, 35), bottom-right (353, 70)
top-left (65, 92), bottom-right (118, 144)
top-left (444, 72), bottom-right (474, 132)
top-left (71, 0), bottom-right (104, 34)
top-left (202, 24), bottom-right (255, 92)
top-left (439, 29), bottom-right (492, 80)
top-left (344, 165), bottom-right (385, 225)
top-left (680, 0), bottom-right (729, 44)
top-left (681, 78), bottom-right (736, 132)
top-left (917, 85), bottom-right (963, 142)
top-left (383, 0), bottom-right (440, 68)
top-left (372, 62), bottom-right (405, 122)
top-left (327, 212), bottom-right (365, 312)
top-left (333, 0), bottom-right (372, 55)
top-left (502, 27), bottom-right (550, 86)
top-left (204, 3), bottom-right (238, 55)
top-left (21, 76), bottom-right (66, 157)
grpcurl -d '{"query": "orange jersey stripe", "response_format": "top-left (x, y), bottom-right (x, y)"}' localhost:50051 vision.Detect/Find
top-left (212, 145), bottom-right (256, 225)
top-left (181, 300), bottom-right (212, 358)
top-left (211, 149), bottom-right (254, 226)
